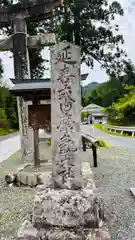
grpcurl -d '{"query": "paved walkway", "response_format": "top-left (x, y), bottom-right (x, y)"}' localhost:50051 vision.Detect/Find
top-left (1, 124), bottom-right (134, 164)
top-left (0, 130), bottom-right (50, 164)
top-left (0, 132), bottom-right (19, 142)
top-left (0, 134), bottom-right (20, 163)
top-left (81, 125), bottom-right (135, 149)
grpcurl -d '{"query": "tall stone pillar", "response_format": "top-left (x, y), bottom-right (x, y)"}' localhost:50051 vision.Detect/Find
top-left (51, 41), bottom-right (83, 189)
top-left (13, 15), bottom-right (33, 161)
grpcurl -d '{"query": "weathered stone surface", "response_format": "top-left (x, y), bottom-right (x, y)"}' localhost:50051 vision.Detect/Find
top-left (5, 173), bottom-right (16, 184)
top-left (17, 224), bottom-right (110, 240)
top-left (39, 229), bottom-right (84, 240)
top-left (96, 230), bottom-right (111, 240)
top-left (17, 226), bottom-right (110, 240)
top-left (51, 41), bottom-right (82, 189)
top-left (33, 186), bottom-right (103, 229)
top-left (17, 220), bottom-right (39, 240)
top-left (130, 187), bottom-right (135, 197)
top-left (17, 172), bottom-right (38, 187)
top-left (13, 16), bottom-right (31, 162)
top-left (82, 162), bottom-right (94, 180)
top-left (17, 163), bottom-right (30, 173)
top-left (37, 173), bottom-right (51, 186)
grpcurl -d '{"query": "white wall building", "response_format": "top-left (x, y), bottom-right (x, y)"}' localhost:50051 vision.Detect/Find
top-left (82, 103), bottom-right (107, 124)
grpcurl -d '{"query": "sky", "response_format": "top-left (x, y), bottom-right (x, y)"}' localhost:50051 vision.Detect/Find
top-left (0, 0), bottom-right (135, 87)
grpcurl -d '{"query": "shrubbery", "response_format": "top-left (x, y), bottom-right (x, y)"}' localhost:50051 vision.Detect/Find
top-left (0, 85), bottom-right (18, 134)
top-left (107, 86), bottom-right (135, 126)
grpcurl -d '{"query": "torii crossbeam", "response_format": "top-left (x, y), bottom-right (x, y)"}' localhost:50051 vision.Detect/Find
top-left (0, 0), bottom-right (63, 27)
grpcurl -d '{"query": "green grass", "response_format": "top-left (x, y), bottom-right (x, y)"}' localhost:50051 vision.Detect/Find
top-left (94, 123), bottom-right (134, 138)
top-left (0, 128), bottom-right (16, 136)
top-left (97, 138), bottom-right (111, 148)
top-left (88, 138), bottom-right (110, 148)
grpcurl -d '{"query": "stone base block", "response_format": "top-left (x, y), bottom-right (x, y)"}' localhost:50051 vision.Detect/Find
top-left (38, 228), bottom-right (111, 240)
top-left (17, 220), bottom-right (110, 240)
top-left (5, 163), bottom-right (51, 188)
top-left (33, 181), bottom-right (104, 229)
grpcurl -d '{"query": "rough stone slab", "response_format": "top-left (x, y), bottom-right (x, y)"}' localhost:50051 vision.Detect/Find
top-left (33, 186), bottom-right (103, 229)
top-left (17, 172), bottom-right (38, 187)
top-left (17, 220), bottom-right (39, 240)
top-left (130, 187), bottom-right (135, 197)
top-left (17, 224), bottom-right (110, 240)
top-left (38, 228), bottom-right (111, 240)
top-left (82, 162), bottom-right (94, 180)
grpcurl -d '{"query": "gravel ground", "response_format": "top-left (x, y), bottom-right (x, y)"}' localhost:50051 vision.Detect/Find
top-left (0, 143), bottom-right (52, 240)
top-left (90, 147), bottom-right (135, 240)
top-left (0, 151), bottom-right (36, 240)
top-left (1, 144), bottom-right (135, 239)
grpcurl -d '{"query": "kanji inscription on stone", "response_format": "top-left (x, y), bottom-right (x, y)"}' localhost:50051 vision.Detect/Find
top-left (51, 41), bottom-right (82, 189)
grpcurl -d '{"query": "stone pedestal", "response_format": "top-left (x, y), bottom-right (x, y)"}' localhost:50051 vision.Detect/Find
top-left (33, 184), bottom-right (101, 229)
top-left (17, 181), bottom-right (110, 240)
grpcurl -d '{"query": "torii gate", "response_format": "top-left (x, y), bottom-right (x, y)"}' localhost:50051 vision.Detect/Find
top-left (0, 0), bottom-right (63, 162)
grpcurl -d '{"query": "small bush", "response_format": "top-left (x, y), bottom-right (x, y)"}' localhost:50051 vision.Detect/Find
top-left (81, 111), bottom-right (87, 121)
top-left (0, 128), bottom-right (9, 136)
top-left (47, 139), bottom-right (51, 146)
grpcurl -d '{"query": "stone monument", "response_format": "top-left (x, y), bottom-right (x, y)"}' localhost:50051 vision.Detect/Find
top-left (51, 41), bottom-right (83, 189)
top-left (17, 41), bottom-right (110, 240)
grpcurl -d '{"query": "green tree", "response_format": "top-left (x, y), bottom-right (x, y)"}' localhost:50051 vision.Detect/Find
top-left (107, 86), bottom-right (135, 126)
top-left (45, 0), bottom-right (127, 75)
top-left (5, 92), bottom-right (18, 129)
top-left (27, 22), bottom-right (46, 79)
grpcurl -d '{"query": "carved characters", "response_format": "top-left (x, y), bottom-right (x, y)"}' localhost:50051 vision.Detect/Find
top-left (57, 64), bottom-right (76, 85)
top-left (52, 42), bottom-right (81, 186)
top-left (54, 44), bottom-right (78, 182)
top-left (57, 85), bottom-right (75, 114)
top-left (57, 115), bottom-right (75, 132)
top-left (59, 133), bottom-right (77, 154)
top-left (55, 45), bottom-right (71, 64)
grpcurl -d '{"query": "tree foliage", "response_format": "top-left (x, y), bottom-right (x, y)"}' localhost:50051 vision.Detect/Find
top-left (84, 76), bottom-right (124, 107)
top-left (45, 0), bottom-right (127, 75)
top-left (27, 22), bottom-right (46, 79)
top-left (83, 61), bottom-right (135, 126)
top-left (84, 61), bottom-right (135, 107)
top-left (0, 60), bottom-right (18, 130)
top-left (107, 86), bottom-right (135, 126)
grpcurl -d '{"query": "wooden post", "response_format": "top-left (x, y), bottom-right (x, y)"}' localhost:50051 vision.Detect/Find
top-left (12, 15), bottom-right (31, 162)
top-left (32, 98), bottom-right (40, 168)
top-left (92, 145), bottom-right (97, 167)
top-left (33, 127), bottom-right (40, 168)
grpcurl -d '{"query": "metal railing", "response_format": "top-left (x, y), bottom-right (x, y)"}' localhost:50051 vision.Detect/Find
top-left (81, 133), bottom-right (99, 167)
top-left (103, 125), bottom-right (135, 137)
